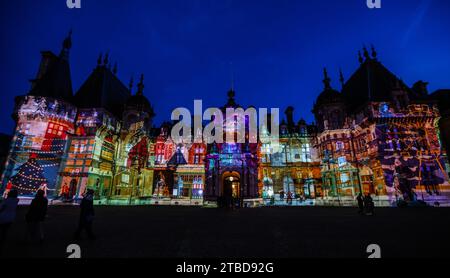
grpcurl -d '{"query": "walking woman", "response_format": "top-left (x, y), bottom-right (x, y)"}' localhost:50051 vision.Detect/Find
top-left (25, 189), bottom-right (48, 243)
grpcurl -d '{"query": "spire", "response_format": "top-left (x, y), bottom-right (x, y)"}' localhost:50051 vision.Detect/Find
top-left (358, 51), bottom-right (363, 64)
top-left (62, 29), bottom-right (72, 50)
top-left (97, 53), bottom-right (103, 67)
top-left (129, 76), bottom-right (134, 92)
top-left (226, 62), bottom-right (237, 107)
top-left (60, 29), bottom-right (72, 60)
top-left (363, 45), bottom-right (370, 60)
top-left (322, 68), bottom-right (331, 89)
top-left (227, 87), bottom-right (235, 100)
top-left (339, 68), bottom-right (345, 88)
top-left (103, 52), bottom-right (109, 66)
top-left (371, 44), bottom-right (377, 59)
top-left (137, 74), bottom-right (144, 96)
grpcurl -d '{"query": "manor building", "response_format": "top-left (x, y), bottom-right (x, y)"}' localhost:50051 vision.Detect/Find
top-left (1, 35), bottom-right (449, 206)
top-left (313, 48), bottom-right (450, 205)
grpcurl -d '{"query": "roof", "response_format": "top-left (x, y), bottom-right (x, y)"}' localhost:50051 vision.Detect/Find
top-left (125, 74), bottom-right (155, 116)
top-left (222, 89), bottom-right (240, 110)
top-left (341, 58), bottom-right (417, 109)
top-left (28, 51), bottom-right (73, 101)
top-left (313, 68), bottom-right (343, 111)
top-left (74, 65), bottom-right (131, 118)
top-left (315, 88), bottom-right (342, 107)
top-left (430, 89), bottom-right (450, 114)
top-left (167, 148), bottom-right (187, 166)
top-left (28, 32), bottom-right (74, 102)
top-left (126, 94), bottom-right (154, 115)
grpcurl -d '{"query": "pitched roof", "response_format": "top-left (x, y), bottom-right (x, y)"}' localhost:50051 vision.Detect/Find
top-left (430, 89), bottom-right (450, 115)
top-left (341, 58), bottom-right (416, 109)
top-left (28, 51), bottom-right (73, 101)
top-left (28, 32), bottom-right (74, 102)
top-left (74, 64), bottom-right (131, 118)
top-left (167, 148), bottom-right (187, 166)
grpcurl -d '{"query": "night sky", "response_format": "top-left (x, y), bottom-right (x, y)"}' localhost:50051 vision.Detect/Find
top-left (1, 0), bottom-right (450, 134)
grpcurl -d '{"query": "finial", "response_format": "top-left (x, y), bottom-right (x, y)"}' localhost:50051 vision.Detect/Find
top-left (227, 88), bottom-right (235, 99)
top-left (97, 53), bottom-right (103, 66)
top-left (323, 68), bottom-right (331, 89)
top-left (363, 45), bottom-right (370, 60)
top-left (358, 51), bottom-right (363, 64)
top-left (137, 74), bottom-right (144, 95)
top-left (60, 29), bottom-right (73, 60)
top-left (103, 52), bottom-right (109, 66)
top-left (339, 68), bottom-right (345, 87)
top-left (129, 76), bottom-right (134, 92)
top-left (62, 29), bottom-right (72, 50)
top-left (371, 44), bottom-right (377, 59)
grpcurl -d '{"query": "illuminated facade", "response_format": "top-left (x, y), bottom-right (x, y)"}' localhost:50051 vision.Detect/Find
top-left (258, 108), bottom-right (321, 204)
top-left (1, 36), bottom-right (449, 206)
top-left (313, 48), bottom-right (450, 206)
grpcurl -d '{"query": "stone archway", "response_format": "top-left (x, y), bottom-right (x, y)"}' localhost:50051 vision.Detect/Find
top-left (222, 171), bottom-right (241, 199)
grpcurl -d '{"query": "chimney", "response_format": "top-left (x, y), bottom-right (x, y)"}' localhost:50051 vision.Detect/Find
top-left (285, 106), bottom-right (295, 131)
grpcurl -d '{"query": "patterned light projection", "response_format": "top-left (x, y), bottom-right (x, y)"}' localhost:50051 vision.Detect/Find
top-left (1, 39), bottom-right (449, 207)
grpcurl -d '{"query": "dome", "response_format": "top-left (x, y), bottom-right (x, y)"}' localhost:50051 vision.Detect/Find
top-left (314, 68), bottom-right (343, 108)
top-left (125, 74), bottom-right (154, 116)
top-left (315, 88), bottom-right (343, 106)
top-left (126, 94), bottom-right (153, 114)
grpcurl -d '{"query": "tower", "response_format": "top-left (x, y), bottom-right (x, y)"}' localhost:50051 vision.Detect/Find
top-left (2, 32), bottom-right (77, 196)
top-left (123, 74), bottom-right (155, 132)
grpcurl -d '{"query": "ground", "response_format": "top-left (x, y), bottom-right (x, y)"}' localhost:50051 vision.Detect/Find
top-left (2, 206), bottom-right (450, 258)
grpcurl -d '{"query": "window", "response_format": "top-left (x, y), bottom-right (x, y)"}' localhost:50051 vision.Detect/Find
top-left (338, 156), bottom-right (347, 167)
top-left (340, 173), bottom-right (349, 184)
top-left (336, 141), bottom-right (344, 151)
top-left (300, 143), bottom-right (311, 162)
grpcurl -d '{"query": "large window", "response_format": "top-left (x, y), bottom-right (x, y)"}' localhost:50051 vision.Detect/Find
top-left (261, 143), bottom-right (271, 163)
top-left (300, 143), bottom-right (311, 162)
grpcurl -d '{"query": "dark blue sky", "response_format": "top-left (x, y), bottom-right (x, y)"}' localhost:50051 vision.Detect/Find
top-left (1, 0), bottom-right (450, 134)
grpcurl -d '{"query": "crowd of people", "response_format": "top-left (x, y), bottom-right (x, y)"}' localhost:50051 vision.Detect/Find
top-left (0, 188), bottom-right (97, 255)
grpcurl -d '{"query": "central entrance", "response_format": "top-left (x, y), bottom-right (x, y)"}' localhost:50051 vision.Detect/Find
top-left (221, 171), bottom-right (241, 207)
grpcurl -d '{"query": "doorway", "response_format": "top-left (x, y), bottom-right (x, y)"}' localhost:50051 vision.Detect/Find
top-left (221, 172), bottom-right (241, 208)
top-left (223, 175), bottom-right (240, 199)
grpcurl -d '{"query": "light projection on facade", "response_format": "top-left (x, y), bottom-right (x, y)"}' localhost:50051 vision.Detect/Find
top-left (1, 36), bottom-right (449, 207)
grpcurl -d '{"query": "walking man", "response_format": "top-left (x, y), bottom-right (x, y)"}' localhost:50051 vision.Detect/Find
top-left (356, 193), bottom-right (364, 214)
top-left (74, 189), bottom-right (96, 240)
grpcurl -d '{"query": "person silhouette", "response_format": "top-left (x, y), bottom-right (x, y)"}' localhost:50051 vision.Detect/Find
top-left (356, 193), bottom-right (364, 214)
top-left (74, 189), bottom-right (96, 240)
top-left (25, 189), bottom-right (48, 243)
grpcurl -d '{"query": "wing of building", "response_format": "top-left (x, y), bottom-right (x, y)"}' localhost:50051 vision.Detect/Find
top-left (1, 38), bottom-right (449, 207)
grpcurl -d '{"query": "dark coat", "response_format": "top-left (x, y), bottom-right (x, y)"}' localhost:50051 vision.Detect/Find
top-left (26, 197), bottom-right (48, 222)
top-left (80, 195), bottom-right (95, 222)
